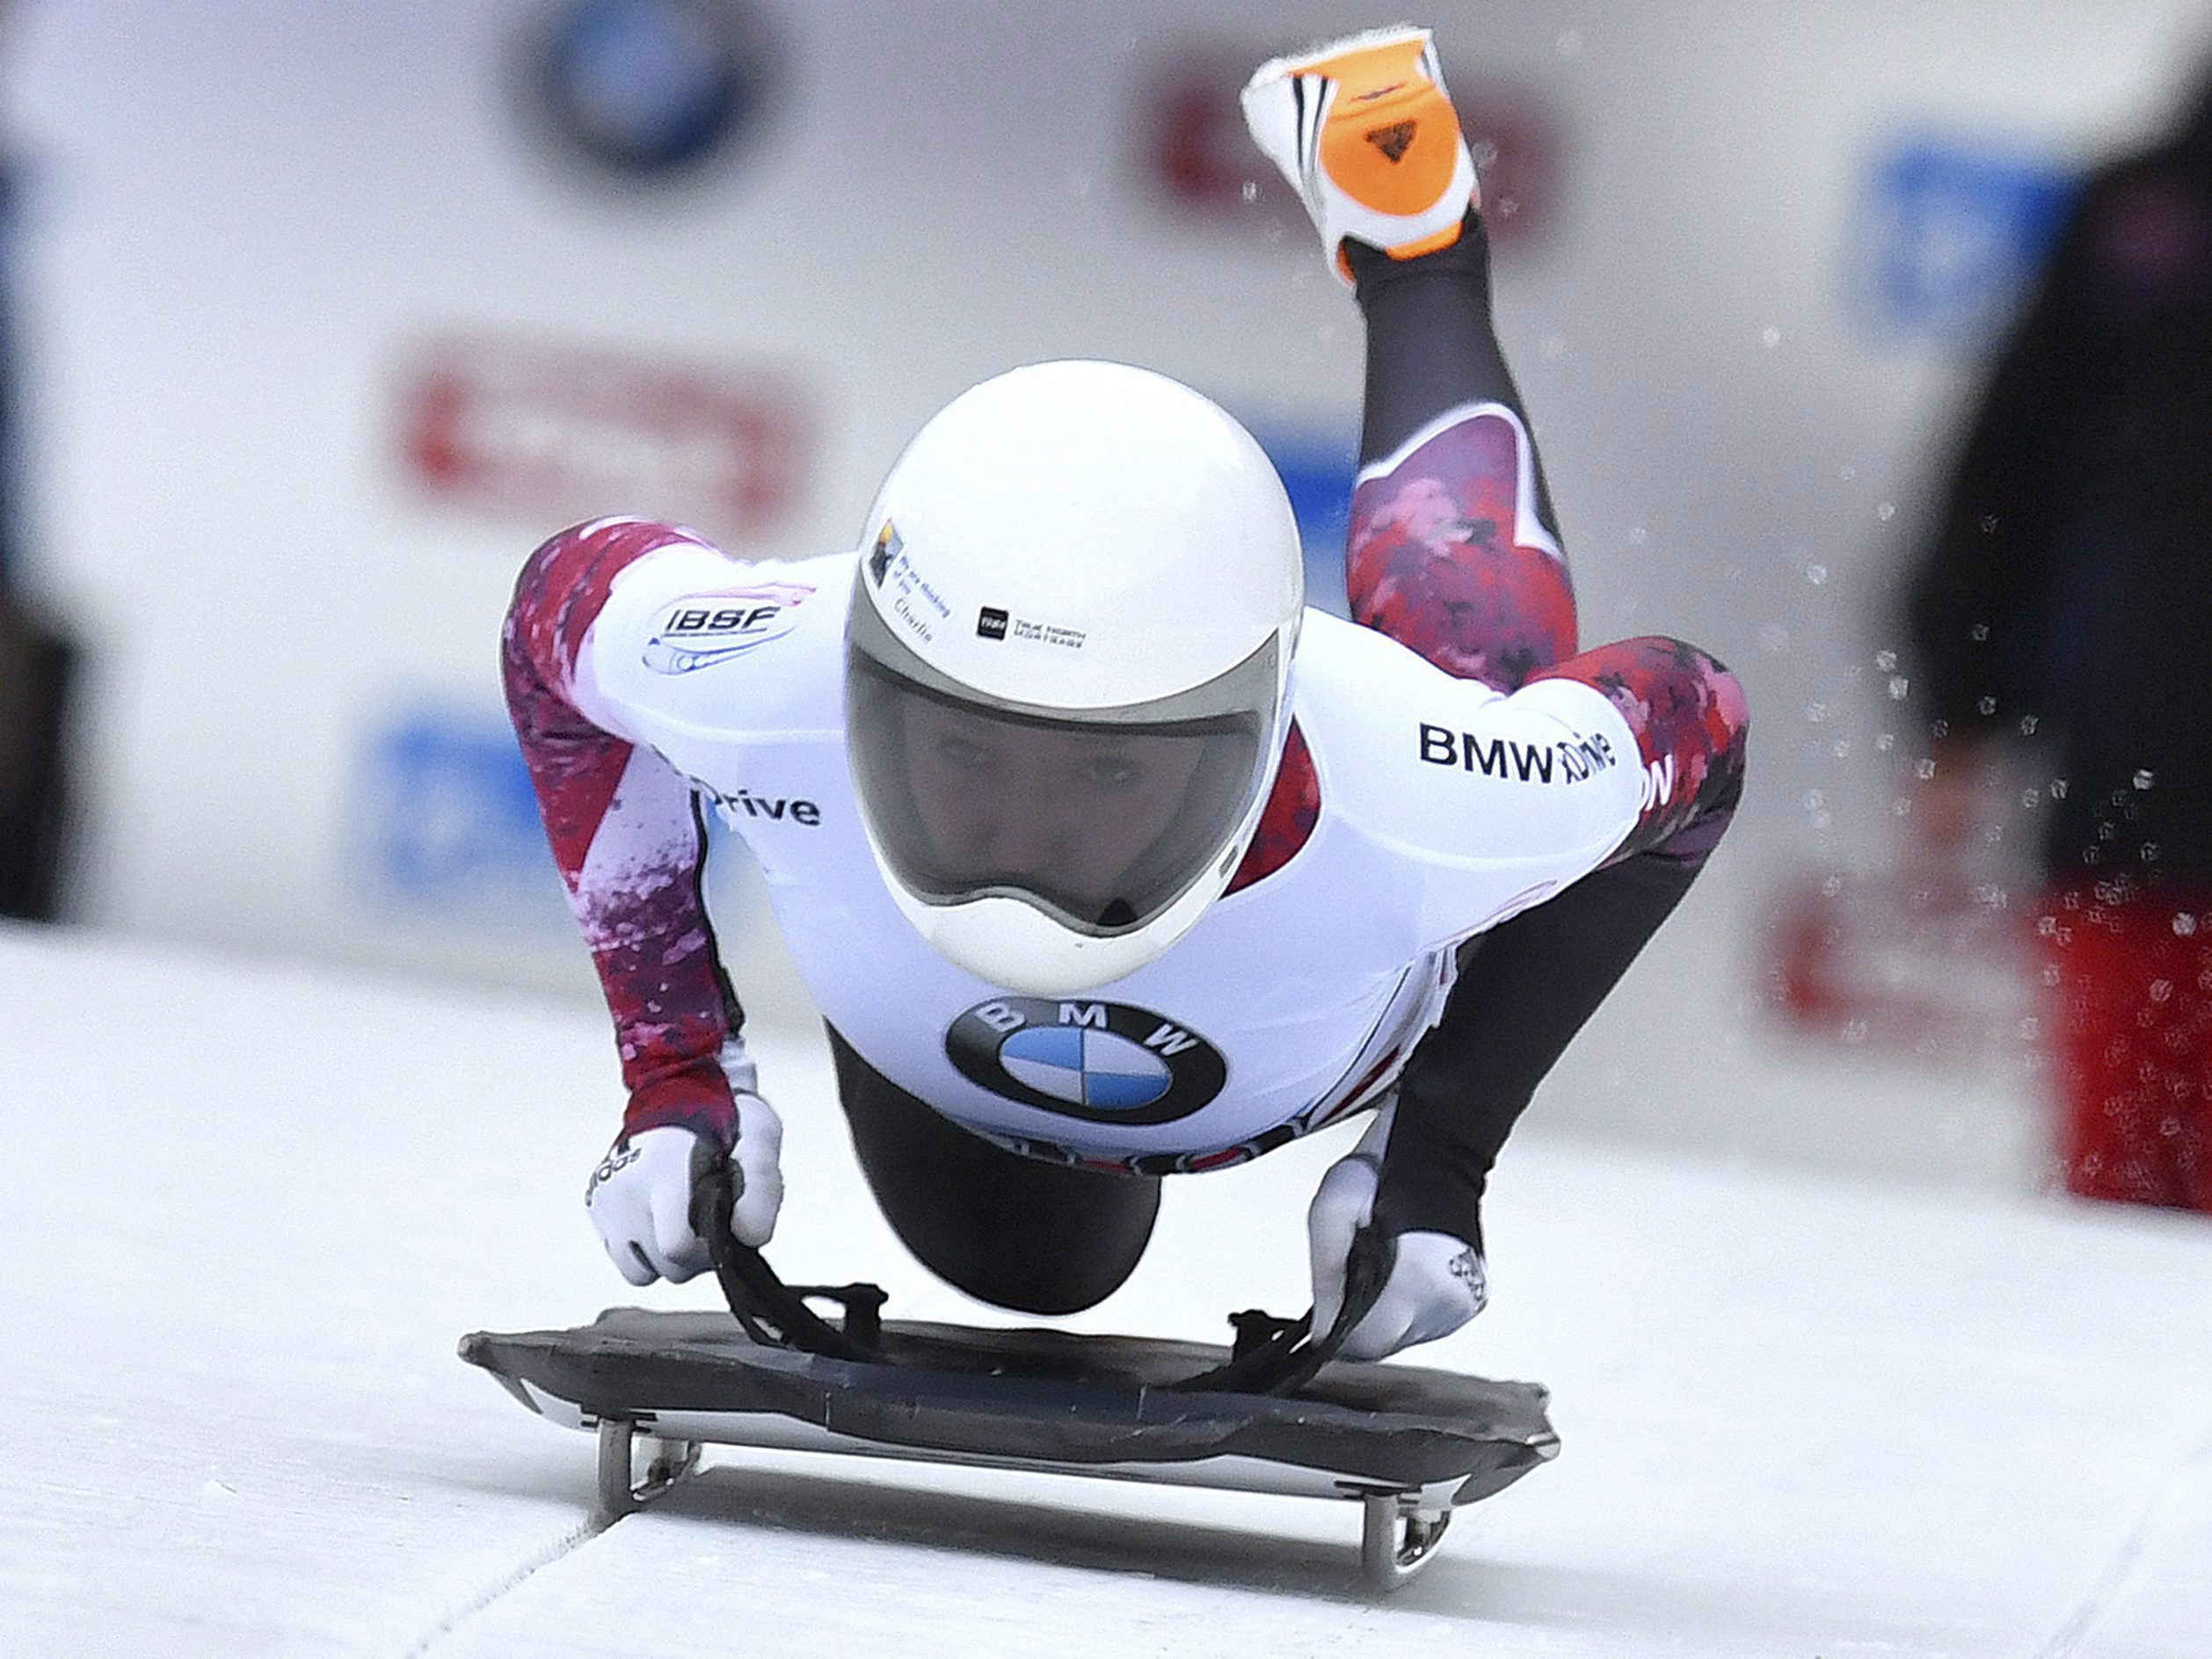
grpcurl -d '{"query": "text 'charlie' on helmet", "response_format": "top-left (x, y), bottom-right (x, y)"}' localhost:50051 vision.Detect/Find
top-left (845, 360), bottom-right (1305, 995)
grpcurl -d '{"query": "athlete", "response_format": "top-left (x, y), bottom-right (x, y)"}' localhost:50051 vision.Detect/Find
top-left (503, 28), bottom-right (1750, 1360)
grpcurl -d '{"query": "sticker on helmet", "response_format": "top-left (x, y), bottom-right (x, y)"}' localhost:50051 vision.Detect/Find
top-left (874, 529), bottom-right (953, 644)
top-left (946, 995), bottom-right (1227, 1125)
top-left (970, 602), bottom-right (1084, 650)
top-left (642, 581), bottom-right (813, 673)
top-left (868, 520), bottom-right (899, 587)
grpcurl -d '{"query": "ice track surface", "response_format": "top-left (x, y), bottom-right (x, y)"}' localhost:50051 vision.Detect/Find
top-left (4, 925), bottom-right (2209, 1658)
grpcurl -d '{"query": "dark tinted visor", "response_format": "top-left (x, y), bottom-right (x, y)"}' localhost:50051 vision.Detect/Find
top-left (846, 649), bottom-right (1270, 937)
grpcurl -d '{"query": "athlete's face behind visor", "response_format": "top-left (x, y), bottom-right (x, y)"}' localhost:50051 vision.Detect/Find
top-left (848, 659), bottom-right (1262, 936)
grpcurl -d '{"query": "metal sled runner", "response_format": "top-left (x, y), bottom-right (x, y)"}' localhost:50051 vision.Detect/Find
top-left (461, 1182), bottom-right (1558, 1590)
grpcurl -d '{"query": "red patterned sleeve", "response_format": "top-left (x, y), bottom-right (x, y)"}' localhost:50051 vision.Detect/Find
top-left (501, 518), bottom-right (753, 1148)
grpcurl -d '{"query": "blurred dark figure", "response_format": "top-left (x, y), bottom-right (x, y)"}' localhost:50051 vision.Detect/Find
top-left (0, 159), bottom-right (72, 922)
top-left (1902, 69), bottom-right (2212, 1214)
top-left (0, 593), bottom-right (70, 918)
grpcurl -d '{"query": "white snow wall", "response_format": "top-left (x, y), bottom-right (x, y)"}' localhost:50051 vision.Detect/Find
top-left (9, 0), bottom-right (2208, 1181)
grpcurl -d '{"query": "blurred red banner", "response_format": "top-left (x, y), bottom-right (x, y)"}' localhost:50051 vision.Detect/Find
top-left (1766, 864), bottom-right (2035, 1067)
top-left (398, 336), bottom-right (809, 545)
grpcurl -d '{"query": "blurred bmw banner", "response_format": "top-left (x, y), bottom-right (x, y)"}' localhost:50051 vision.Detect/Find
top-left (519, 0), bottom-right (777, 181)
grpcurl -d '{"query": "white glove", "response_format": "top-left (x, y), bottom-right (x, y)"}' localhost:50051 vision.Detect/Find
top-left (1308, 1110), bottom-right (1488, 1361)
top-left (585, 1095), bottom-right (784, 1286)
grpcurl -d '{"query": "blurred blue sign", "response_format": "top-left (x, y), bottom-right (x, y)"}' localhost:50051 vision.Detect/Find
top-left (355, 708), bottom-right (567, 925)
top-left (1255, 431), bottom-right (1358, 618)
top-left (1864, 136), bottom-right (2078, 340)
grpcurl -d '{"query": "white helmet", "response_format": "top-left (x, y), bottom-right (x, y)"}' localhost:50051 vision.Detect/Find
top-left (845, 360), bottom-right (1305, 994)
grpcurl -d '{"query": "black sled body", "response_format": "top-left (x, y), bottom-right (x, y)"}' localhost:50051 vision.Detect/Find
top-left (462, 1306), bottom-right (1558, 1589)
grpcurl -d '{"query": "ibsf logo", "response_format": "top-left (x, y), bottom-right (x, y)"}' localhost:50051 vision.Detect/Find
top-left (643, 581), bottom-right (812, 673)
top-left (946, 996), bottom-right (1227, 1126)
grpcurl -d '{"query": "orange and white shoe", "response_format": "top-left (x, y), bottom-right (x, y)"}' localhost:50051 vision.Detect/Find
top-left (1241, 25), bottom-right (1479, 284)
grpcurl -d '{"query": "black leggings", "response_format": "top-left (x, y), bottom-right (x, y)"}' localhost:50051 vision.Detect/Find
top-left (827, 1025), bottom-right (1161, 1313)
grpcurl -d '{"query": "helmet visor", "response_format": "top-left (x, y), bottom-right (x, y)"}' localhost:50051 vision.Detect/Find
top-left (847, 615), bottom-right (1277, 939)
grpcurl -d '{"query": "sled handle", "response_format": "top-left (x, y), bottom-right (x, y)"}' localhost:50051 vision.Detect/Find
top-left (692, 1151), bottom-right (1392, 1394)
top-left (694, 1156), bottom-right (884, 1363)
top-left (1165, 1227), bottom-right (1393, 1394)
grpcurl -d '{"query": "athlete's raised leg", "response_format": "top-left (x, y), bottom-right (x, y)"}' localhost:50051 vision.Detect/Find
top-left (1350, 219), bottom-right (1747, 862)
top-left (1347, 221), bottom-right (1578, 689)
top-left (1347, 214), bottom-right (1747, 855)
top-left (1245, 26), bottom-right (1750, 1255)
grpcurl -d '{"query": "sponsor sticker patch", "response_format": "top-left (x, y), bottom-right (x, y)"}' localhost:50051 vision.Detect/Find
top-left (643, 581), bottom-right (813, 673)
top-left (874, 526), bottom-right (952, 644)
top-left (973, 603), bottom-right (1084, 651)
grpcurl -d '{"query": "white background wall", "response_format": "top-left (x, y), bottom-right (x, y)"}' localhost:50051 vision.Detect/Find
top-left (9, 0), bottom-right (2210, 1182)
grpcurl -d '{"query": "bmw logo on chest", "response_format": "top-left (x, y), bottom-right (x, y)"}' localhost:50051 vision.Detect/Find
top-left (946, 997), bottom-right (1227, 1126)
